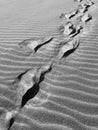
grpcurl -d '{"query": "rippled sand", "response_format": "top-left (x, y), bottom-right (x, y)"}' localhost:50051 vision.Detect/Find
top-left (0, 0), bottom-right (98, 130)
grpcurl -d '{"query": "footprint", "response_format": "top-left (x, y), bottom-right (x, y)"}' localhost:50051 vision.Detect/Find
top-left (76, 4), bottom-right (88, 13)
top-left (56, 37), bottom-right (80, 60)
top-left (59, 22), bottom-right (74, 36)
top-left (18, 36), bottom-right (53, 55)
top-left (13, 62), bottom-right (52, 108)
top-left (59, 22), bottom-right (83, 37)
top-left (77, 13), bottom-right (92, 23)
top-left (59, 9), bottom-right (78, 19)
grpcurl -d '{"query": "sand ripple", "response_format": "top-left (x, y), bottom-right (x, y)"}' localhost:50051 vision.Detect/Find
top-left (0, 0), bottom-right (98, 130)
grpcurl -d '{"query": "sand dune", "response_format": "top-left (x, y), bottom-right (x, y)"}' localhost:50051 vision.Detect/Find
top-left (0, 0), bottom-right (98, 130)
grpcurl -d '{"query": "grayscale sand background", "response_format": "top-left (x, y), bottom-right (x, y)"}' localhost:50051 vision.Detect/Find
top-left (0, 0), bottom-right (98, 130)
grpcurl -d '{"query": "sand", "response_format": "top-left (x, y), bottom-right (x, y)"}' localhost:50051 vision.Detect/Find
top-left (0, 0), bottom-right (98, 130)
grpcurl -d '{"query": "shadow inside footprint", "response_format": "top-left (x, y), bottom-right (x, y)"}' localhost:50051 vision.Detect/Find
top-left (71, 27), bottom-right (83, 37)
top-left (63, 43), bottom-right (79, 58)
top-left (70, 28), bottom-right (77, 35)
top-left (63, 48), bottom-right (76, 57)
top-left (39, 67), bottom-right (52, 83)
top-left (8, 117), bottom-right (15, 130)
top-left (21, 83), bottom-right (40, 108)
top-left (85, 16), bottom-right (92, 22)
top-left (34, 37), bottom-right (53, 53)
top-left (21, 66), bottom-right (52, 108)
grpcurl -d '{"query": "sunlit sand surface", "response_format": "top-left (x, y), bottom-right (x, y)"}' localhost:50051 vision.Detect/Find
top-left (0, 0), bottom-right (98, 130)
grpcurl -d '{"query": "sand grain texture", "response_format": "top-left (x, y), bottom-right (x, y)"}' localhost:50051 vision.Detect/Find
top-left (0, 0), bottom-right (98, 130)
